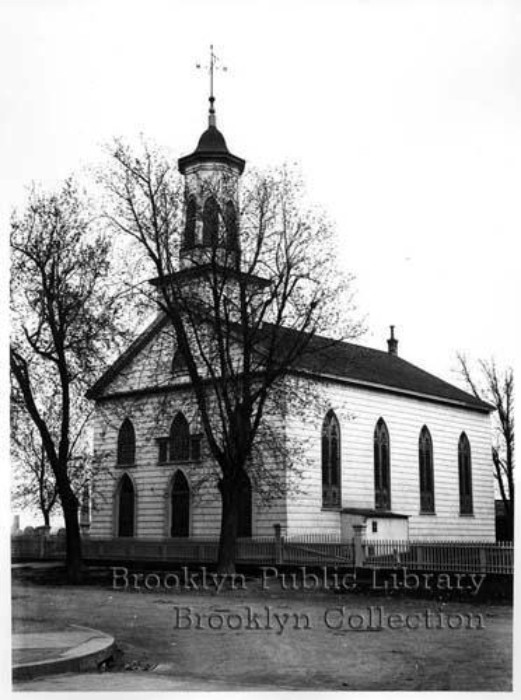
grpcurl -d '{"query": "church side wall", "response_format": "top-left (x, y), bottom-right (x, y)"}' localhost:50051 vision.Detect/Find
top-left (284, 377), bottom-right (495, 541)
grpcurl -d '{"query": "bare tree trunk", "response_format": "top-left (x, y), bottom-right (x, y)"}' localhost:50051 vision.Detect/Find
top-left (43, 511), bottom-right (50, 529)
top-left (217, 478), bottom-right (239, 574)
top-left (60, 486), bottom-right (83, 583)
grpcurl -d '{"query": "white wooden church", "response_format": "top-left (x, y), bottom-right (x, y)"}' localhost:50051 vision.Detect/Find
top-left (87, 96), bottom-right (496, 545)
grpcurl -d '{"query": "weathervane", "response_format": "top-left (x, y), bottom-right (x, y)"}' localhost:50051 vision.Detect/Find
top-left (196, 44), bottom-right (228, 126)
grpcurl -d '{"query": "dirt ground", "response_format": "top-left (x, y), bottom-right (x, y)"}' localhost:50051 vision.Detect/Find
top-left (12, 565), bottom-right (513, 691)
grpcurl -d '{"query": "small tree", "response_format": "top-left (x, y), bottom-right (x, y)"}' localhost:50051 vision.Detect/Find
top-left (457, 354), bottom-right (514, 540)
top-left (10, 180), bottom-right (128, 582)
top-left (102, 142), bottom-right (361, 572)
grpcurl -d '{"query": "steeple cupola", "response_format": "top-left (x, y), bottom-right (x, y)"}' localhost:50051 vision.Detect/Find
top-left (177, 47), bottom-right (245, 268)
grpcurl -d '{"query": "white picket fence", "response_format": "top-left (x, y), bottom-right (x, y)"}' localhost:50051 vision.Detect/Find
top-left (12, 532), bottom-right (513, 573)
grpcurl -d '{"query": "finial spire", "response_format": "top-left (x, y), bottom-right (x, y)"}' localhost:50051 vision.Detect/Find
top-left (196, 44), bottom-right (228, 128)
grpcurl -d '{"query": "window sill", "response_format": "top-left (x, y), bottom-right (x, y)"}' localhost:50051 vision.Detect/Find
top-left (116, 463), bottom-right (136, 469)
top-left (158, 459), bottom-right (201, 466)
top-left (321, 506), bottom-right (342, 512)
top-left (459, 513), bottom-right (475, 517)
top-left (419, 511), bottom-right (436, 516)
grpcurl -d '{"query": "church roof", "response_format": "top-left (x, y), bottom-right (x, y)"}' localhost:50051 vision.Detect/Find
top-left (86, 314), bottom-right (493, 412)
top-left (261, 324), bottom-right (492, 412)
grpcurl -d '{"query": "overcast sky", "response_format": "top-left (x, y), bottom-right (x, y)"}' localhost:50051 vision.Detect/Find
top-left (1, 0), bottom-right (520, 384)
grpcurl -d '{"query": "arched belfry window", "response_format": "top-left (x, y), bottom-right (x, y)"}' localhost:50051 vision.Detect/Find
top-left (170, 470), bottom-right (190, 537)
top-left (224, 200), bottom-right (238, 250)
top-left (169, 412), bottom-right (190, 462)
top-left (202, 196), bottom-right (219, 246)
top-left (322, 410), bottom-right (341, 507)
top-left (419, 426), bottom-right (435, 513)
top-left (117, 418), bottom-right (135, 466)
top-left (117, 474), bottom-right (135, 537)
top-left (237, 473), bottom-right (252, 538)
top-left (184, 196), bottom-right (197, 248)
top-left (458, 432), bottom-right (473, 515)
top-left (374, 418), bottom-right (391, 510)
top-left (172, 348), bottom-right (187, 376)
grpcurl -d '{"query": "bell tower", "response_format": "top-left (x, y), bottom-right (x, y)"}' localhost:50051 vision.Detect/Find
top-left (178, 47), bottom-right (245, 270)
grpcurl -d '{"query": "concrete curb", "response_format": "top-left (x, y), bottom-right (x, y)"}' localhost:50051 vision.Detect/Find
top-left (12, 625), bottom-right (116, 682)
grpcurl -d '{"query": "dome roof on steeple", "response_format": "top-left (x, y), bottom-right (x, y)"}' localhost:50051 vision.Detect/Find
top-left (195, 125), bottom-right (229, 154)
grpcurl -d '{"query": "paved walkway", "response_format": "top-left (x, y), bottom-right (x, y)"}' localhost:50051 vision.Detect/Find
top-left (12, 625), bottom-right (115, 681)
top-left (14, 671), bottom-right (290, 691)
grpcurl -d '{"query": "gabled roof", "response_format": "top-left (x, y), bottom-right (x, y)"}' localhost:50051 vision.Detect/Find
top-left (86, 314), bottom-right (493, 412)
top-left (262, 324), bottom-right (492, 412)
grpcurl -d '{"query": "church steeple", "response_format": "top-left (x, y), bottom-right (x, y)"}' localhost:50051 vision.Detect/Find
top-left (178, 47), bottom-right (245, 267)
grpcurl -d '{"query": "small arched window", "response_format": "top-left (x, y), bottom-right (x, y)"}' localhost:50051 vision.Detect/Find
top-left (224, 200), bottom-right (238, 250)
top-left (117, 418), bottom-right (135, 466)
top-left (169, 412), bottom-right (190, 462)
top-left (419, 426), bottom-right (435, 513)
top-left (322, 410), bottom-right (341, 507)
top-left (117, 474), bottom-right (135, 537)
top-left (172, 348), bottom-right (187, 376)
top-left (458, 432), bottom-right (473, 515)
top-left (237, 473), bottom-right (252, 538)
top-left (170, 470), bottom-right (190, 537)
top-left (202, 196), bottom-right (219, 246)
top-left (374, 418), bottom-right (391, 510)
top-left (184, 196), bottom-right (197, 248)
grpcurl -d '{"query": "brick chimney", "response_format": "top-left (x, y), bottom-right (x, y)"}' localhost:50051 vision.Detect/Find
top-left (387, 325), bottom-right (398, 356)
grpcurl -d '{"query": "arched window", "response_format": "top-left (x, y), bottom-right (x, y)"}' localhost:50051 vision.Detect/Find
top-left (237, 473), bottom-right (252, 538)
top-left (117, 474), bottom-right (135, 537)
top-left (458, 432), bottom-right (473, 515)
top-left (374, 418), bottom-right (391, 510)
top-left (322, 411), bottom-right (341, 507)
top-left (224, 200), bottom-right (238, 250)
top-left (169, 412), bottom-right (190, 462)
top-left (419, 426), bottom-right (435, 513)
top-left (117, 418), bottom-right (135, 466)
top-left (202, 196), bottom-right (219, 246)
top-left (184, 196), bottom-right (197, 248)
top-left (170, 471), bottom-right (190, 537)
top-left (171, 348), bottom-right (187, 376)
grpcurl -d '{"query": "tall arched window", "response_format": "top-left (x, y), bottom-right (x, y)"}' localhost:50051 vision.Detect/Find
top-left (419, 426), bottom-right (435, 513)
top-left (117, 418), bottom-right (135, 466)
top-left (169, 412), bottom-right (190, 462)
top-left (374, 418), bottom-right (391, 510)
top-left (184, 196), bottom-right (197, 248)
top-left (458, 432), bottom-right (473, 515)
top-left (237, 474), bottom-right (252, 538)
top-left (170, 470), bottom-right (190, 537)
top-left (322, 411), bottom-right (341, 507)
top-left (202, 196), bottom-right (219, 246)
top-left (117, 474), bottom-right (135, 537)
top-left (224, 200), bottom-right (238, 250)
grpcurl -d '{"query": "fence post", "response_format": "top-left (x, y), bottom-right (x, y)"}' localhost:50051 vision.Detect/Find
top-left (353, 524), bottom-right (366, 568)
top-left (273, 524), bottom-right (283, 565)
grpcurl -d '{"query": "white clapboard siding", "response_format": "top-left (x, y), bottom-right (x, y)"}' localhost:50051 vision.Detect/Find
top-left (284, 377), bottom-right (495, 541)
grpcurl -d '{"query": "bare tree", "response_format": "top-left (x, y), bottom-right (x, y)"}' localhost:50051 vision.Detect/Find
top-left (10, 179), bottom-right (130, 582)
top-left (101, 141), bottom-right (362, 572)
top-left (11, 397), bottom-right (59, 528)
top-left (457, 354), bottom-right (514, 540)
